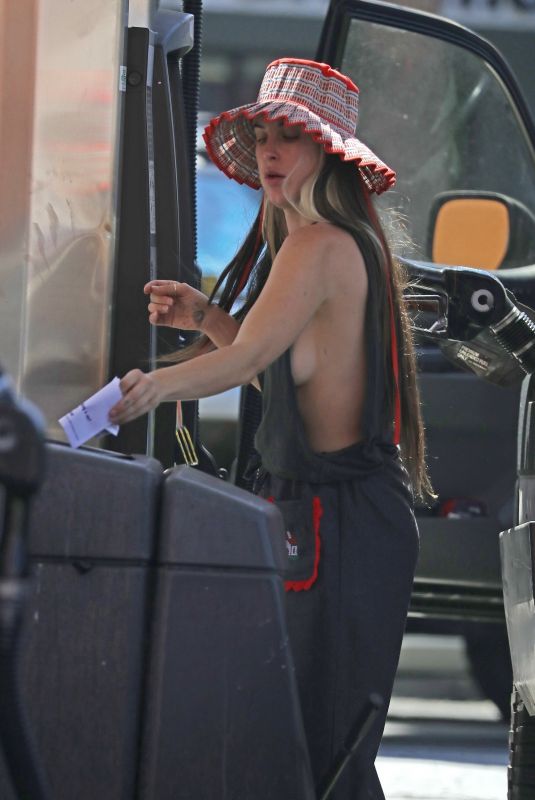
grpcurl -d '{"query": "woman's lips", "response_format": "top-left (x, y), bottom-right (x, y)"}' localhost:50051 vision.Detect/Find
top-left (264, 173), bottom-right (284, 183)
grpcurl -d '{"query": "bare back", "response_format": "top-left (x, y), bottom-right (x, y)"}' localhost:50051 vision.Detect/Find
top-left (288, 223), bottom-right (368, 453)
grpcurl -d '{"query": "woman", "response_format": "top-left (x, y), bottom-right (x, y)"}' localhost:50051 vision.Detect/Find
top-left (110, 58), bottom-right (429, 799)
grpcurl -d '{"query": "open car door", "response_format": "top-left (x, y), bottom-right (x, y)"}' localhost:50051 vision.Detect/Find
top-left (315, 0), bottom-right (535, 619)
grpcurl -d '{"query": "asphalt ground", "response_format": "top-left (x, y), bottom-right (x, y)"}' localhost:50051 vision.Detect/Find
top-left (377, 634), bottom-right (508, 799)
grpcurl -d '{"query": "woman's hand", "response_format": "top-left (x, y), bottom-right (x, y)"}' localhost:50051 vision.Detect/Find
top-left (144, 280), bottom-right (210, 331)
top-left (109, 369), bottom-right (164, 425)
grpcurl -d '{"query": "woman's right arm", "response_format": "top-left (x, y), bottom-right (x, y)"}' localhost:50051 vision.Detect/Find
top-left (196, 303), bottom-right (241, 349)
top-left (144, 280), bottom-right (239, 348)
top-left (110, 227), bottom-right (333, 426)
top-left (145, 279), bottom-right (262, 389)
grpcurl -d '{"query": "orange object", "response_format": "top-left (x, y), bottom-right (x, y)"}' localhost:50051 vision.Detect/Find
top-left (432, 197), bottom-right (510, 270)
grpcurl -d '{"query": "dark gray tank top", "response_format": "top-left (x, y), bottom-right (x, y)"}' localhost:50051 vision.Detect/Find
top-left (254, 284), bottom-right (398, 484)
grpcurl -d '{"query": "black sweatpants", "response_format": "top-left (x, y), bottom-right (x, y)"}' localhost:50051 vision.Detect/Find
top-left (283, 470), bottom-right (419, 799)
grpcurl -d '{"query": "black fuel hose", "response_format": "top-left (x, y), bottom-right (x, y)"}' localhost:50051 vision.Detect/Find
top-left (234, 386), bottom-right (264, 491)
top-left (182, 0), bottom-right (203, 267)
top-left (179, 0), bottom-right (204, 463)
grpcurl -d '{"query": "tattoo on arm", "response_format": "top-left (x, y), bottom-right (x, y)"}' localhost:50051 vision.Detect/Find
top-left (193, 307), bottom-right (205, 326)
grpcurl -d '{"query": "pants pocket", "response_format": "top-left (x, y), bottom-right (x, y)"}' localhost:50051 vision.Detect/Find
top-left (266, 492), bottom-right (323, 592)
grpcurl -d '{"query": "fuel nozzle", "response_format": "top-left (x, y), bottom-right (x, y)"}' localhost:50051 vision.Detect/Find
top-left (403, 259), bottom-right (535, 377)
top-left (490, 305), bottom-right (535, 375)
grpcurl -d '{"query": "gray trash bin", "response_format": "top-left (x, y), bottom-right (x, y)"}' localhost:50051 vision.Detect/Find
top-left (139, 465), bottom-right (315, 800)
top-left (0, 442), bottom-right (163, 800)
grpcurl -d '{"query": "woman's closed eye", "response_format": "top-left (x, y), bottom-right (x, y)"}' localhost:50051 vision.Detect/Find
top-left (254, 127), bottom-right (301, 146)
top-left (255, 137), bottom-right (299, 148)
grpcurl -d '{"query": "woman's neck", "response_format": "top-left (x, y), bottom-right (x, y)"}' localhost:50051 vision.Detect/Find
top-left (283, 206), bottom-right (316, 234)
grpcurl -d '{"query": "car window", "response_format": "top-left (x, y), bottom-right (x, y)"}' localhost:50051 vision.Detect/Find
top-left (196, 154), bottom-right (261, 431)
top-left (197, 160), bottom-right (260, 292)
top-left (340, 21), bottom-right (535, 267)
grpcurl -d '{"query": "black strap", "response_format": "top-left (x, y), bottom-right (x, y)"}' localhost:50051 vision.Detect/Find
top-left (234, 384), bottom-right (263, 490)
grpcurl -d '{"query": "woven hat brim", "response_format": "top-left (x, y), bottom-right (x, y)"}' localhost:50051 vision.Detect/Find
top-left (203, 100), bottom-right (396, 195)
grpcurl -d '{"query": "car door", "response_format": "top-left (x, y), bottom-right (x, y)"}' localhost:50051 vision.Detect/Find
top-left (315, 0), bottom-right (535, 618)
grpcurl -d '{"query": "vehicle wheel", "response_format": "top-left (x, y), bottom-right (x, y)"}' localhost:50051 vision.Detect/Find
top-left (509, 686), bottom-right (535, 799)
top-left (463, 625), bottom-right (512, 720)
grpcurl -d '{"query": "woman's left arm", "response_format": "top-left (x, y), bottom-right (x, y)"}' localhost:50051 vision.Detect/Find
top-left (110, 227), bottom-right (330, 425)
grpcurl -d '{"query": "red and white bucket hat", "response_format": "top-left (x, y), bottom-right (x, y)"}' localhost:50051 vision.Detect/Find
top-left (203, 57), bottom-right (396, 195)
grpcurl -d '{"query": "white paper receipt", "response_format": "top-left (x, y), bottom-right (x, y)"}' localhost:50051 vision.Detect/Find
top-left (59, 377), bottom-right (122, 448)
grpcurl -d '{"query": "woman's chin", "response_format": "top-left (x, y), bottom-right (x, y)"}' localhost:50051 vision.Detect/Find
top-left (263, 189), bottom-right (293, 209)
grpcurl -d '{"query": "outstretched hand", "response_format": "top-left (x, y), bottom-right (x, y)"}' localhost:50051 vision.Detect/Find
top-left (109, 369), bottom-right (164, 425)
top-left (145, 280), bottom-right (210, 331)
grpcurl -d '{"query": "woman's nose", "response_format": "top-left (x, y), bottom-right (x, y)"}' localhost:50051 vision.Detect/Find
top-left (262, 138), bottom-right (279, 160)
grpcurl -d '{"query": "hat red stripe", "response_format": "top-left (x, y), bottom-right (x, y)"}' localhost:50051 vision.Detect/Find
top-left (267, 57), bottom-right (360, 94)
top-left (213, 97), bottom-right (356, 139)
top-left (203, 110), bottom-right (395, 193)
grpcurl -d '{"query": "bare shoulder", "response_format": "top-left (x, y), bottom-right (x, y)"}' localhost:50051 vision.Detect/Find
top-left (279, 222), bottom-right (366, 291)
top-left (283, 222), bottom-right (364, 264)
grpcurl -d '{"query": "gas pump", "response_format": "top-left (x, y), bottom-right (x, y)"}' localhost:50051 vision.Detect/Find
top-left (0, 368), bottom-right (50, 800)
top-left (403, 259), bottom-right (535, 378)
top-left (0, 370), bottom-right (388, 800)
